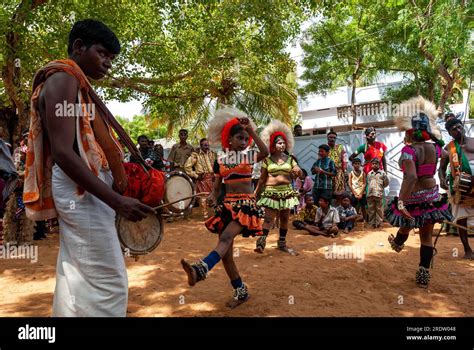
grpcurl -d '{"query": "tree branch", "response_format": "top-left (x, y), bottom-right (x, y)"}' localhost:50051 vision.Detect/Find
top-left (119, 54), bottom-right (234, 86)
top-left (95, 78), bottom-right (208, 100)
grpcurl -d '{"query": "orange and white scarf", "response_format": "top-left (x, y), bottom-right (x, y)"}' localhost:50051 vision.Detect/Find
top-left (23, 59), bottom-right (126, 221)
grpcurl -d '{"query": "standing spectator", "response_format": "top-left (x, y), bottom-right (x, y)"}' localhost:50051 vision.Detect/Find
top-left (293, 124), bottom-right (303, 137)
top-left (0, 127), bottom-right (17, 245)
top-left (130, 135), bottom-right (162, 170)
top-left (311, 144), bottom-right (336, 204)
top-left (4, 130), bottom-right (35, 244)
top-left (348, 158), bottom-right (367, 222)
top-left (293, 124), bottom-right (309, 137)
top-left (251, 158), bottom-right (262, 191)
top-left (184, 138), bottom-right (216, 219)
top-left (349, 127), bottom-right (387, 174)
top-left (168, 129), bottom-right (194, 172)
top-left (153, 143), bottom-right (166, 171)
top-left (294, 169), bottom-right (313, 212)
top-left (327, 130), bottom-right (346, 197)
top-left (366, 158), bottom-right (389, 228)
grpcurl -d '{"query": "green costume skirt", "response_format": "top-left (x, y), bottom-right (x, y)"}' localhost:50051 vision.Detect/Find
top-left (257, 184), bottom-right (299, 210)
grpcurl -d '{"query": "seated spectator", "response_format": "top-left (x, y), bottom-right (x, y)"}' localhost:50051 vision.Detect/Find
top-left (292, 194), bottom-right (317, 228)
top-left (336, 193), bottom-right (359, 233)
top-left (292, 195), bottom-right (339, 237)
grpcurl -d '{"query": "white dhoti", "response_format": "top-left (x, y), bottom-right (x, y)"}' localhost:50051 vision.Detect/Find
top-left (51, 164), bottom-right (128, 317)
top-left (452, 203), bottom-right (474, 227)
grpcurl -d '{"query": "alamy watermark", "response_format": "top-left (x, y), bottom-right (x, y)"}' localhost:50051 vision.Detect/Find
top-left (325, 243), bottom-right (365, 263)
top-left (0, 243), bottom-right (38, 263)
top-left (55, 100), bottom-right (96, 120)
top-left (217, 149), bottom-right (259, 166)
top-left (18, 324), bottom-right (55, 343)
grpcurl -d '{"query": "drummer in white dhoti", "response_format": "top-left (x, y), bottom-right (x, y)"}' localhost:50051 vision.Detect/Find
top-left (23, 19), bottom-right (154, 317)
top-left (440, 117), bottom-right (474, 260)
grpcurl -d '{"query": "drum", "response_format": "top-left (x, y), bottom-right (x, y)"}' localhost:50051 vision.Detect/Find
top-left (453, 172), bottom-right (474, 204)
top-left (164, 171), bottom-right (195, 213)
top-left (116, 212), bottom-right (164, 255)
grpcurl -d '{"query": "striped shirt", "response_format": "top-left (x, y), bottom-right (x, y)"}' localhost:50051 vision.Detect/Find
top-left (312, 157), bottom-right (336, 190)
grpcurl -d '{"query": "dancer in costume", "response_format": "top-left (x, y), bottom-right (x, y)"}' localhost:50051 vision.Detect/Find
top-left (180, 107), bottom-right (268, 308)
top-left (255, 120), bottom-right (302, 255)
top-left (385, 96), bottom-right (453, 288)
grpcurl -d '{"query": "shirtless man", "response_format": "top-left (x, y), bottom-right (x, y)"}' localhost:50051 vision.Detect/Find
top-left (24, 19), bottom-right (153, 316)
top-left (439, 118), bottom-right (474, 260)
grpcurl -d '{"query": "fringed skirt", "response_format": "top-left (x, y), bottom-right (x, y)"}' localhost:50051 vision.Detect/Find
top-left (257, 184), bottom-right (299, 210)
top-left (385, 186), bottom-right (453, 229)
top-left (205, 193), bottom-right (264, 237)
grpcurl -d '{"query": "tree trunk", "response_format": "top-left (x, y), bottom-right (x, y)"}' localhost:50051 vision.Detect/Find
top-left (1, 0), bottom-right (46, 147)
top-left (351, 59), bottom-right (361, 130)
top-left (350, 79), bottom-right (357, 129)
top-left (427, 79), bottom-right (435, 103)
top-left (437, 75), bottom-right (455, 113)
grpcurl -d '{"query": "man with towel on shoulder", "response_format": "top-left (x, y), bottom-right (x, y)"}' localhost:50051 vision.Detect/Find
top-left (24, 19), bottom-right (154, 316)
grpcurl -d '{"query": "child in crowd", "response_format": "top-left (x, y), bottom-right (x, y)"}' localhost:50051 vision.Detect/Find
top-left (366, 158), bottom-right (389, 228)
top-left (336, 193), bottom-right (359, 233)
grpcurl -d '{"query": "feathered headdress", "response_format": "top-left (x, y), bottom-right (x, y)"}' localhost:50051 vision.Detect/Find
top-left (395, 96), bottom-right (441, 141)
top-left (207, 107), bottom-right (256, 150)
top-left (260, 119), bottom-right (294, 153)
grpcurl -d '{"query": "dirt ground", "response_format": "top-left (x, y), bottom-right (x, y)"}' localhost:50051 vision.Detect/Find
top-left (1, 208), bottom-right (473, 317)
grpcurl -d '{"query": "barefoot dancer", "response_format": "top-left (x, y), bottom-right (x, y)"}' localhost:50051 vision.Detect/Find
top-left (181, 108), bottom-right (268, 308)
top-left (385, 97), bottom-right (453, 288)
top-left (255, 120), bottom-right (302, 255)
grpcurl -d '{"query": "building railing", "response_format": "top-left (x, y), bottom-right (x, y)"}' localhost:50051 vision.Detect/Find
top-left (337, 101), bottom-right (389, 119)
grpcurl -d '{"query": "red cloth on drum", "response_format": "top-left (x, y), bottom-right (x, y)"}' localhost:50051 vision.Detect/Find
top-left (123, 162), bottom-right (165, 207)
top-left (196, 173), bottom-right (215, 194)
top-left (205, 193), bottom-right (264, 237)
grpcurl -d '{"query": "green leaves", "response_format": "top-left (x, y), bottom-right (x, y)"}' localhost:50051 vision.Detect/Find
top-left (300, 0), bottom-right (472, 113)
top-left (1, 0), bottom-right (310, 140)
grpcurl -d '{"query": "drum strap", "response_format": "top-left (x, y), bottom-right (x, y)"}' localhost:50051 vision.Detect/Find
top-left (448, 140), bottom-right (472, 176)
top-left (448, 141), bottom-right (461, 178)
top-left (88, 88), bottom-right (148, 170)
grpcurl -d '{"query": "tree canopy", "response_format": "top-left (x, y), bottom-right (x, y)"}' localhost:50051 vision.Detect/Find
top-left (0, 0), bottom-right (311, 144)
top-left (300, 0), bottom-right (473, 125)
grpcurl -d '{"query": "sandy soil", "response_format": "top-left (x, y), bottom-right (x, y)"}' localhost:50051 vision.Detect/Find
top-left (1, 208), bottom-right (473, 317)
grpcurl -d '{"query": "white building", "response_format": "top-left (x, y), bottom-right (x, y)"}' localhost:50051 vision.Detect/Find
top-left (298, 81), bottom-right (470, 134)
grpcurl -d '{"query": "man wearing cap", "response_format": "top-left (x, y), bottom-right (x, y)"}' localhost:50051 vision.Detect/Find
top-left (439, 118), bottom-right (474, 260)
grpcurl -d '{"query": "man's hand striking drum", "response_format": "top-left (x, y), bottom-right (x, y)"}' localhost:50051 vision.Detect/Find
top-left (112, 195), bottom-right (155, 222)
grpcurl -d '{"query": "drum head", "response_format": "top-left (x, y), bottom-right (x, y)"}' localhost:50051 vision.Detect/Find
top-left (164, 171), bottom-right (195, 213)
top-left (116, 212), bottom-right (164, 255)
